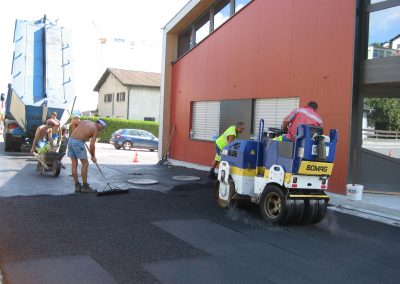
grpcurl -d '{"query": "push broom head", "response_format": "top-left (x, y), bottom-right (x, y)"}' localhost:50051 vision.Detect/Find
top-left (97, 183), bottom-right (129, 196)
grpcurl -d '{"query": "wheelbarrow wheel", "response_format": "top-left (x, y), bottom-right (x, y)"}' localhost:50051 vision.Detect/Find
top-left (52, 161), bottom-right (61, 177)
top-left (39, 163), bottom-right (44, 175)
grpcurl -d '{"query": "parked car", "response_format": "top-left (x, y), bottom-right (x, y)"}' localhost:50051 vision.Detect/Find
top-left (110, 129), bottom-right (158, 151)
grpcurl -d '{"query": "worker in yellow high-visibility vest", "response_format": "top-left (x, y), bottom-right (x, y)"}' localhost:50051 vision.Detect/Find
top-left (208, 122), bottom-right (245, 178)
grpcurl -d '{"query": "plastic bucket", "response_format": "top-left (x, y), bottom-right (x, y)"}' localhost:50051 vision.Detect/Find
top-left (346, 184), bottom-right (364, 201)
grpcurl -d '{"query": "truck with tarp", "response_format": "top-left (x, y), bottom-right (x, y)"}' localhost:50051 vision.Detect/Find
top-left (3, 16), bottom-right (76, 152)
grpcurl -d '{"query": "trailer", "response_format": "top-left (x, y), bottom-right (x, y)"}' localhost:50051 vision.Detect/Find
top-left (3, 16), bottom-right (76, 152)
top-left (215, 119), bottom-right (337, 225)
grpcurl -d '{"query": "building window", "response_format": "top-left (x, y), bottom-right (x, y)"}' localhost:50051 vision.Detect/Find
top-left (144, 117), bottom-right (155, 122)
top-left (195, 16), bottom-right (210, 44)
top-left (117, 92), bottom-right (126, 102)
top-left (104, 93), bottom-right (113, 103)
top-left (367, 5), bottom-right (400, 59)
top-left (214, 0), bottom-right (231, 30)
top-left (235, 0), bottom-right (252, 12)
top-left (190, 101), bottom-right (220, 141)
top-left (178, 30), bottom-right (192, 58)
top-left (177, 0), bottom-right (254, 59)
top-left (253, 98), bottom-right (299, 138)
top-left (370, 0), bottom-right (387, 3)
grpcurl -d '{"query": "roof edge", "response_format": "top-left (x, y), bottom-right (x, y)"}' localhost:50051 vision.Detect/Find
top-left (164, 0), bottom-right (201, 32)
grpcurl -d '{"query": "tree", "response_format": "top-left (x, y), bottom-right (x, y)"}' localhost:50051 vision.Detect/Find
top-left (365, 98), bottom-right (400, 130)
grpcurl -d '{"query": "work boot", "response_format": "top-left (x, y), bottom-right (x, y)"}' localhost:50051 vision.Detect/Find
top-left (75, 182), bottom-right (82, 193)
top-left (81, 183), bottom-right (97, 193)
top-left (208, 168), bottom-right (216, 179)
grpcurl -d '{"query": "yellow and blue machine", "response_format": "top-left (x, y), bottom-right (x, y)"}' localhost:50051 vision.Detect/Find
top-left (216, 119), bottom-right (338, 225)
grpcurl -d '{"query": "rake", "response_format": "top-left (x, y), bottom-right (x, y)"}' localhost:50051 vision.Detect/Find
top-left (84, 143), bottom-right (129, 196)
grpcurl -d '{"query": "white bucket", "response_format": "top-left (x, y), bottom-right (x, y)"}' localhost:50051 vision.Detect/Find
top-left (346, 184), bottom-right (364, 201)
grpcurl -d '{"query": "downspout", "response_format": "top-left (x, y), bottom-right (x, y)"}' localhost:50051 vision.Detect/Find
top-left (127, 86), bottom-right (131, 119)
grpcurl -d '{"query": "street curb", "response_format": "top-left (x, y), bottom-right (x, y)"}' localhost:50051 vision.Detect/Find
top-left (328, 205), bottom-right (400, 227)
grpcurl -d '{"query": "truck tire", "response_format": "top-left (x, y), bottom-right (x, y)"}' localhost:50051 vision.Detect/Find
top-left (214, 179), bottom-right (234, 208)
top-left (4, 138), bottom-right (12, 151)
top-left (259, 184), bottom-right (287, 224)
top-left (12, 143), bottom-right (22, 152)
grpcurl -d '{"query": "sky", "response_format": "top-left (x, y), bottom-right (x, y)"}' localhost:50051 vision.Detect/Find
top-left (0, 0), bottom-right (189, 111)
top-left (369, 5), bottom-right (400, 44)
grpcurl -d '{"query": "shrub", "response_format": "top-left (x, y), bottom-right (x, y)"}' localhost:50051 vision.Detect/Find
top-left (80, 116), bottom-right (159, 143)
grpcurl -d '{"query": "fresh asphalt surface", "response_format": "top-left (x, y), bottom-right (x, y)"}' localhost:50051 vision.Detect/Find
top-left (0, 142), bottom-right (399, 283)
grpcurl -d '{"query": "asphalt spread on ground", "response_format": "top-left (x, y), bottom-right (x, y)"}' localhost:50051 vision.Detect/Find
top-left (0, 177), bottom-right (399, 283)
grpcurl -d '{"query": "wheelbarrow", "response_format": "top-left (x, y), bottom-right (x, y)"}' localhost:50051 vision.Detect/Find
top-left (34, 137), bottom-right (68, 177)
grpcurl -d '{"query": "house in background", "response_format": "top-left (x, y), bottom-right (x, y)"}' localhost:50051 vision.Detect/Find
top-left (94, 68), bottom-right (161, 121)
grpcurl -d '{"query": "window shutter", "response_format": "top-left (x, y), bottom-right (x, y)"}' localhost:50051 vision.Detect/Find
top-left (276, 98), bottom-right (299, 127)
top-left (253, 98), bottom-right (299, 137)
top-left (192, 101), bottom-right (220, 140)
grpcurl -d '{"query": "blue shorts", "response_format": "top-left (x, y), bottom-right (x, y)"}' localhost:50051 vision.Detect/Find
top-left (67, 138), bottom-right (88, 160)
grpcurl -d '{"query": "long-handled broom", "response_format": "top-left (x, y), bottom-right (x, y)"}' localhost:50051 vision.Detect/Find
top-left (84, 143), bottom-right (129, 196)
top-left (157, 125), bottom-right (176, 165)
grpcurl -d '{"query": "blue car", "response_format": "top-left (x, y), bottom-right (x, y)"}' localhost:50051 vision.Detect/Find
top-left (110, 129), bottom-right (158, 151)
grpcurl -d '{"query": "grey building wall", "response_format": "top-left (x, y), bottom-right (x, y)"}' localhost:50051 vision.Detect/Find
top-left (128, 86), bottom-right (160, 122)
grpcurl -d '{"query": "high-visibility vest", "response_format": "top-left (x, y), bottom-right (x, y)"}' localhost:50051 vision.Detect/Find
top-left (216, 125), bottom-right (237, 149)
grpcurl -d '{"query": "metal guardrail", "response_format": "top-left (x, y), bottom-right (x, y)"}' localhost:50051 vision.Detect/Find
top-left (363, 129), bottom-right (400, 140)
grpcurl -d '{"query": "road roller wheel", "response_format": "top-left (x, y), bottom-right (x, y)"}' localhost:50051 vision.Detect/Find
top-left (259, 185), bottom-right (287, 224)
top-left (284, 199), bottom-right (305, 224)
top-left (214, 179), bottom-right (234, 208)
top-left (311, 199), bottom-right (328, 224)
top-left (283, 199), bottom-right (295, 224)
top-left (301, 199), bottom-right (318, 224)
top-left (301, 199), bottom-right (327, 224)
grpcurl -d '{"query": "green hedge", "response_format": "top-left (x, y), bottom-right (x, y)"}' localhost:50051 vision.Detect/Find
top-left (80, 116), bottom-right (159, 143)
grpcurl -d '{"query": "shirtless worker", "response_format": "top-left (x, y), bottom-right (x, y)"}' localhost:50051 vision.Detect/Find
top-left (67, 119), bottom-right (106, 193)
top-left (70, 115), bottom-right (81, 133)
top-left (31, 119), bottom-right (59, 153)
top-left (50, 112), bottom-right (62, 145)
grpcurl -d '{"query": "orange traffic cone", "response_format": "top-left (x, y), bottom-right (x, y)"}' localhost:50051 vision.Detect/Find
top-left (388, 149), bottom-right (392, 157)
top-left (133, 150), bottom-right (139, 163)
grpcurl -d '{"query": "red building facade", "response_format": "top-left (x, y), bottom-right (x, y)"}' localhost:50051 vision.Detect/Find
top-left (161, 0), bottom-right (357, 194)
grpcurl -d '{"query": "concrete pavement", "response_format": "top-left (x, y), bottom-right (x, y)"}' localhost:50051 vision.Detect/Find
top-left (0, 137), bottom-right (158, 197)
top-left (327, 191), bottom-right (400, 227)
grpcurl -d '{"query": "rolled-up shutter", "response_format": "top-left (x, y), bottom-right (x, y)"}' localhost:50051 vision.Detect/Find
top-left (253, 98), bottom-right (299, 137)
top-left (192, 101), bottom-right (220, 141)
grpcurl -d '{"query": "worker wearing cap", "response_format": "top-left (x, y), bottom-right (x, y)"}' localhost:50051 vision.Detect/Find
top-left (68, 119), bottom-right (106, 193)
top-left (208, 122), bottom-right (245, 178)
